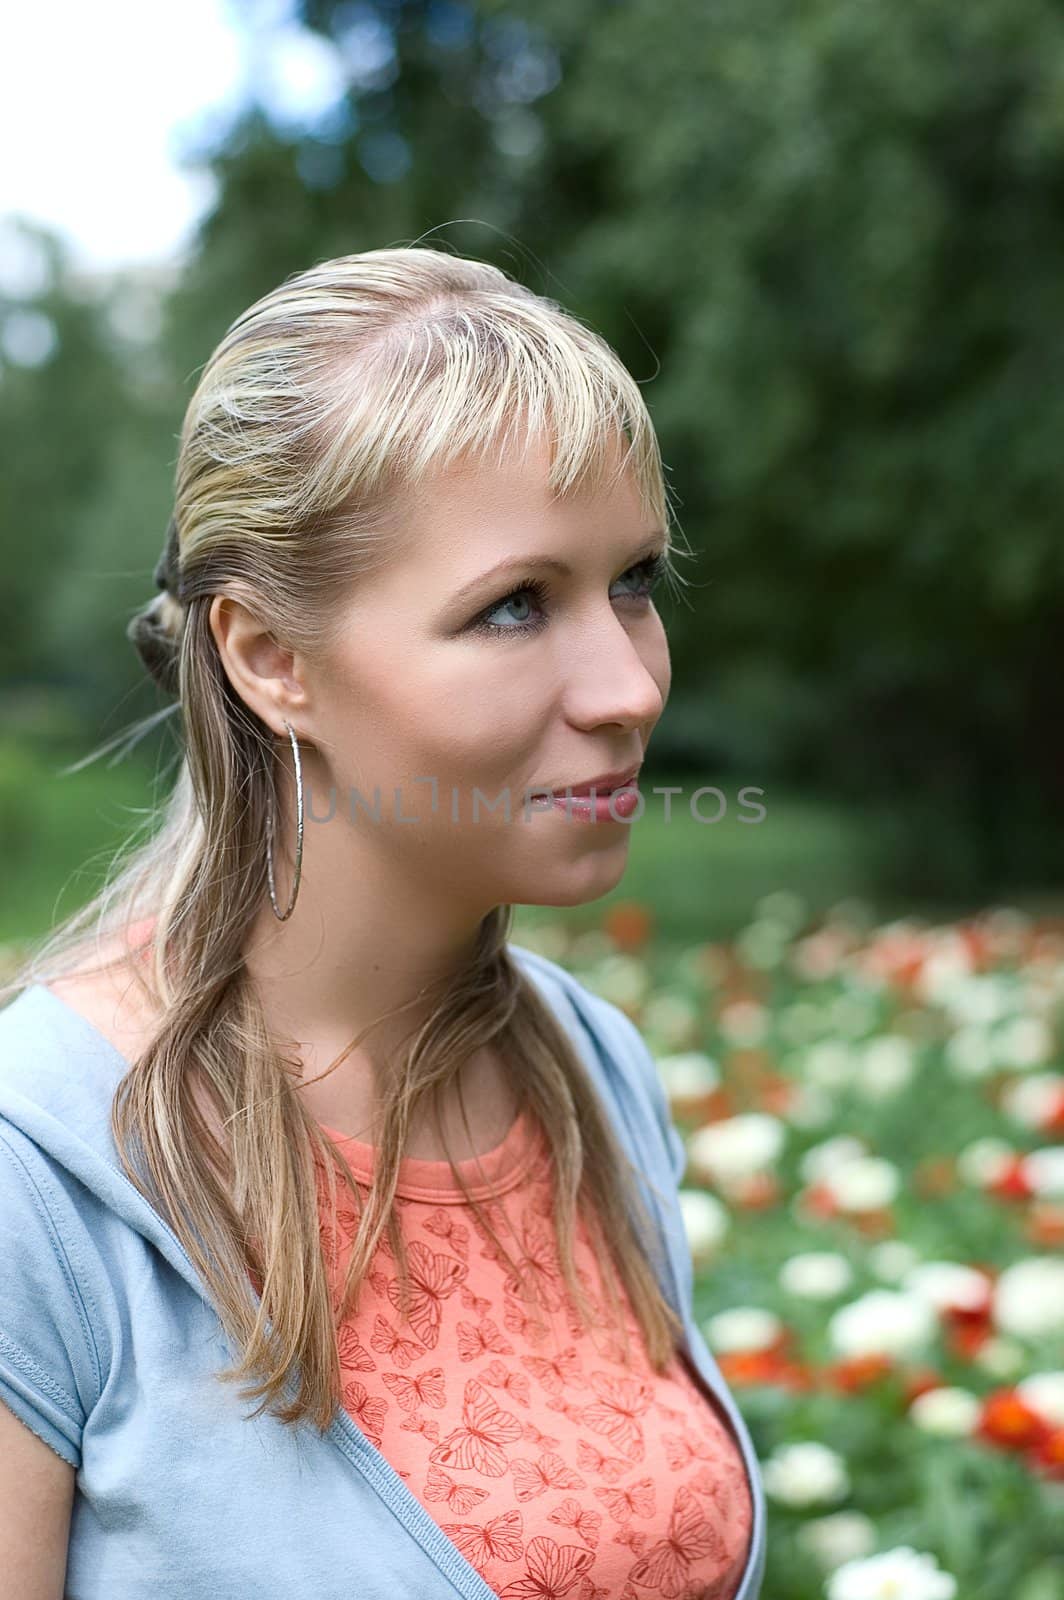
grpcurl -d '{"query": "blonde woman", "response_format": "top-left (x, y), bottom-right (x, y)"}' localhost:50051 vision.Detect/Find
top-left (0, 247), bottom-right (766, 1599)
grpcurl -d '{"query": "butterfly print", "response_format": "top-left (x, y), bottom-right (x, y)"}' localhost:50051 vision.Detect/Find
top-left (575, 1438), bottom-right (631, 1483)
top-left (443, 1508), bottom-right (525, 1566)
top-left (579, 1372), bottom-right (653, 1462)
top-left (422, 1208), bottom-right (470, 1261)
top-left (424, 1461), bottom-right (489, 1515)
top-left (337, 1324), bottom-right (376, 1373)
top-left (663, 1428), bottom-right (713, 1472)
top-left (478, 1359), bottom-right (531, 1407)
top-left (460, 1284), bottom-right (493, 1315)
top-left (626, 1486), bottom-right (728, 1598)
top-left (319, 1220), bottom-right (344, 1264)
top-left (521, 1421), bottom-right (561, 1450)
top-left (429, 1379), bottom-right (524, 1478)
top-left (498, 1533), bottom-right (595, 1599)
top-left (342, 1380), bottom-right (388, 1448)
top-left (369, 1312), bottom-right (423, 1368)
top-left (382, 1366), bottom-right (446, 1412)
top-left (503, 1289), bottom-right (551, 1343)
top-left (521, 1347), bottom-right (587, 1397)
top-left (457, 1316), bottom-right (514, 1362)
top-left (593, 1329), bottom-right (631, 1365)
top-left (548, 1498), bottom-right (602, 1551)
top-left (594, 1477), bottom-right (656, 1521)
top-left (386, 1239), bottom-right (467, 1348)
top-left (575, 1580), bottom-right (611, 1600)
top-left (687, 1463), bottom-right (737, 1518)
top-left (502, 1217), bottom-right (566, 1312)
top-left (546, 1397), bottom-right (588, 1425)
top-left (310, 1099), bottom-right (753, 1600)
top-left (510, 1450), bottom-right (586, 1502)
top-left (400, 1414), bottom-right (440, 1441)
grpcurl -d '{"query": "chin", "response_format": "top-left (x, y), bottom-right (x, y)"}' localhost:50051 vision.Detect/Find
top-left (514, 847), bottom-right (632, 910)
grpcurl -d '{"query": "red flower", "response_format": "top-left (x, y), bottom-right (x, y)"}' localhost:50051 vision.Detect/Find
top-left (1028, 1428), bottom-right (1064, 1480)
top-left (976, 1389), bottom-right (1051, 1452)
top-left (823, 1354), bottom-right (894, 1393)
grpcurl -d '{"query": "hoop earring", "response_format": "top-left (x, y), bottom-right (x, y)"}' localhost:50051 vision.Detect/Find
top-left (266, 719), bottom-right (304, 921)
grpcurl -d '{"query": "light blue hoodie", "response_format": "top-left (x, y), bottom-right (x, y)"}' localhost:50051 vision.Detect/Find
top-left (0, 943), bottom-right (766, 1599)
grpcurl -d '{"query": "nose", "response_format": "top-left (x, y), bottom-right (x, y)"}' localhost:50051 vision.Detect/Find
top-left (562, 613), bottom-right (669, 735)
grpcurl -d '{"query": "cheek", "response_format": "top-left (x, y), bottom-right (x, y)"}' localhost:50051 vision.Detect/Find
top-left (325, 646), bottom-right (550, 789)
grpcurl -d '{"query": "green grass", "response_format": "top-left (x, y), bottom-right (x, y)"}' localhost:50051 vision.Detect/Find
top-left (0, 734), bottom-right (171, 947)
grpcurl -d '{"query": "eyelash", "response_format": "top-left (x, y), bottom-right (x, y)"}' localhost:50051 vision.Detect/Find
top-left (469, 552), bottom-right (667, 640)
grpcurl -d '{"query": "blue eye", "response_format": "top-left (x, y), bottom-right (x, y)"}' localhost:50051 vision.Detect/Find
top-left (470, 553), bottom-right (666, 640)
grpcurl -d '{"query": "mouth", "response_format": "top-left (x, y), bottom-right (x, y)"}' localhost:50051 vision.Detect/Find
top-left (548, 763), bottom-right (642, 798)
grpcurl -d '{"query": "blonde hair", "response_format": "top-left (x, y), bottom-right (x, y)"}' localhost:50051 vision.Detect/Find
top-left (1, 245), bottom-right (692, 1433)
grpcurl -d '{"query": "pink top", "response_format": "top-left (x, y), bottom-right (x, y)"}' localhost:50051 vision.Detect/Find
top-left (310, 1106), bottom-right (754, 1600)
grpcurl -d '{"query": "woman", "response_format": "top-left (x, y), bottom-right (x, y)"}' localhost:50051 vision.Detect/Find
top-left (0, 246), bottom-right (766, 1599)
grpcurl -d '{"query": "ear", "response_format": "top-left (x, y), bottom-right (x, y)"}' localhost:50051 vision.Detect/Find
top-left (208, 593), bottom-right (310, 735)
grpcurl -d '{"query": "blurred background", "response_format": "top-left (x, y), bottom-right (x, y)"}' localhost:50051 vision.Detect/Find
top-left (2, 2), bottom-right (1063, 1596)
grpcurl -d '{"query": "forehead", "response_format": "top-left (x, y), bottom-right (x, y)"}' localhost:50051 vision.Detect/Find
top-left (396, 436), bottom-right (653, 569)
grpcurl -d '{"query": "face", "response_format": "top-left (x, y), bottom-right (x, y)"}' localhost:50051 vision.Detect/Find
top-left (278, 439), bottom-right (670, 915)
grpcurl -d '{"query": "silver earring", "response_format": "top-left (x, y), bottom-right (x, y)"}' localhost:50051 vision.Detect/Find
top-left (266, 719), bottom-right (304, 921)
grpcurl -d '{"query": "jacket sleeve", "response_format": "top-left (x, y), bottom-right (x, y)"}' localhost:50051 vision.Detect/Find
top-left (0, 1124), bottom-right (103, 1469)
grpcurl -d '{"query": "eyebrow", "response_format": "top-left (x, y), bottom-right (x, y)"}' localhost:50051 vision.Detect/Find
top-left (450, 531), bottom-right (668, 608)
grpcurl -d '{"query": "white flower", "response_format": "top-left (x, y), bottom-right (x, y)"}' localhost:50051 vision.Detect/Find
top-left (1017, 1371), bottom-right (1064, 1428)
top-left (717, 999), bottom-right (769, 1047)
top-left (656, 1051), bottom-right (720, 1102)
top-left (704, 1307), bottom-right (783, 1353)
top-left (792, 933), bottom-right (844, 982)
top-left (1021, 1147), bottom-right (1064, 1198)
top-left (943, 1026), bottom-right (994, 1079)
top-left (830, 994), bottom-right (878, 1039)
top-left (868, 1240), bottom-right (921, 1283)
top-left (799, 1136), bottom-right (867, 1184)
top-left (828, 1290), bottom-right (936, 1360)
top-left (823, 1156), bottom-right (901, 1213)
top-left (677, 1189), bottom-right (730, 1264)
top-left (1001, 1072), bottom-right (1064, 1129)
top-left (643, 995), bottom-right (702, 1050)
top-left (933, 970), bottom-right (1009, 1026)
top-left (973, 1337), bottom-right (1027, 1379)
top-left (586, 954), bottom-right (649, 1009)
top-left (956, 1137), bottom-right (1015, 1188)
top-left (786, 1083), bottom-right (835, 1129)
top-left (797, 1510), bottom-right (876, 1571)
top-left (779, 1251), bottom-right (854, 1300)
top-left (994, 1257), bottom-right (1064, 1339)
top-left (827, 1545), bottom-right (957, 1600)
top-left (568, 930), bottom-right (614, 964)
top-left (914, 936), bottom-right (973, 1008)
top-left (736, 920), bottom-right (789, 971)
top-left (856, 1036), bottom-right (915, 1099)
top-left (687, 1113), bottom-right (785, 1188)
top-left (908, 1386), bottom-right (981, 1437)
top-left (992, 1015), bottom-right (1054, 1070)
top-left (761, 1441), bottom-right (850, 1508)
top-left (803, 1040), bottom-right (855, 1089)
top-left (778, 1002), bottom-right (824, 1045)
top-left (755, 889), bottom-right (808, 931)
top-left (902, 1261), bottom-right (992, 1315)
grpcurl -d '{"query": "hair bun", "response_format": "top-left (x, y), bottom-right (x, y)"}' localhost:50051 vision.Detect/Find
top-left (127, 591), bottom-right (183, 695)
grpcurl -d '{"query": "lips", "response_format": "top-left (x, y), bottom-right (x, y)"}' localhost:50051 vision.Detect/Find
top-left (549, 763), bottom-right (642, 798)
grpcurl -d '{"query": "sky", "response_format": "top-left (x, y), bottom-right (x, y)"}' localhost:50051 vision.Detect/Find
top-left (0, 0), bottom-right (354, 289)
